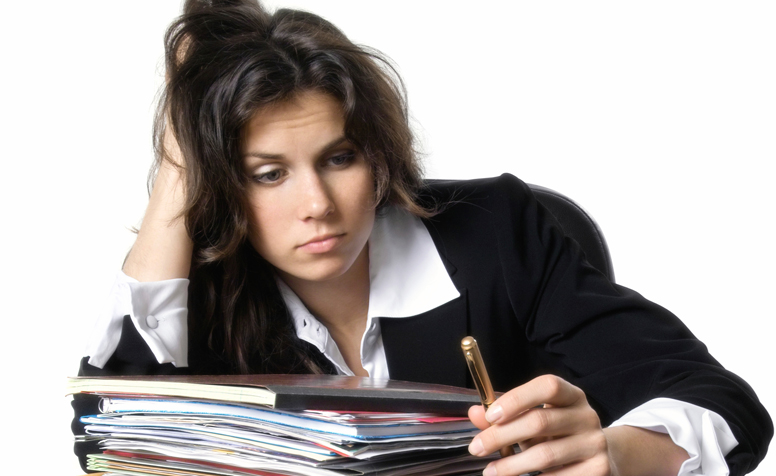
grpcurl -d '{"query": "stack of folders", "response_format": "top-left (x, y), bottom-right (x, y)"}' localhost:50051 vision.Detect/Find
top-left (68, 374), bottom-right (500, 476)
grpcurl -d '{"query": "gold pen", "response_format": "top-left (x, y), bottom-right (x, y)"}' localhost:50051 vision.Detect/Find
top-left (461, 336), bottom-right (515, 458)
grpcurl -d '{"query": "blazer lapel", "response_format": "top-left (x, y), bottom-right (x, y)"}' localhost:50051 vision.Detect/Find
top-left (380, 290), bottom-right (469, 388)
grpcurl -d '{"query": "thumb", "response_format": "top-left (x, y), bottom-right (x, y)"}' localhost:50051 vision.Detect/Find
top-left (468, 405), bottom-right (491, 431)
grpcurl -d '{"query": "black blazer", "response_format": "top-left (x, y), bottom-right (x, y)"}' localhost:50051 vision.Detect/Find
top-left (73, 174), bottom-right (772, 475)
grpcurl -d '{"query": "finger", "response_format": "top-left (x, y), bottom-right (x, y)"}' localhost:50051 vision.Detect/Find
top-left (482, 431), bottom-right (609, 476)
top-left (468, 405), bottom-right (491, 431)
top-left (485, 375), bottom-right (584, 425)
top-left (471, 405), bottom-right (592, 455)
top-left (509, 407), bottom-right (554, 452)
top-left (518, 435), bottom-right (551, 452)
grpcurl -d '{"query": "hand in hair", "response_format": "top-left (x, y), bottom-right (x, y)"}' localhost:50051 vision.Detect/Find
top-left (468, 375), bottom-right (688, 476)
top-left (122, 127), bottom-right (193, 282)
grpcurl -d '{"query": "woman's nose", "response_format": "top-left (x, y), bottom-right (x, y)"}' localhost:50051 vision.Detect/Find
top-left (298, 172), bottom-right (335, 220)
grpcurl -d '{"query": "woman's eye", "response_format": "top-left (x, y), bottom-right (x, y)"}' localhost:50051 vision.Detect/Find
top-left (254, 168), bottom-right (285, 184)
top-left (327, 151), bottom-right (356, 167)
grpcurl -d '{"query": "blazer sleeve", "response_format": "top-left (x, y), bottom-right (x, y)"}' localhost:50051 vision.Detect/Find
top-left (489, 174), bottom-right (772, 475)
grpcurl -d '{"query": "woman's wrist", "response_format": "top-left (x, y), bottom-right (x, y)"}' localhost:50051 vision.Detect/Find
top-left (603, 425), bottom-right (689, 476)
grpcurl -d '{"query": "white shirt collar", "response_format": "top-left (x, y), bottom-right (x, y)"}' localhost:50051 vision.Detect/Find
top-left (277, 206), bottom-right (460, 360)
top-left (366, 206), bottom-right (460, 318)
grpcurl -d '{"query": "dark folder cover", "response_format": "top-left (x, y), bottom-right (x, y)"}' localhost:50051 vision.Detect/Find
top-left (69, 374), bottom-right (484, 415)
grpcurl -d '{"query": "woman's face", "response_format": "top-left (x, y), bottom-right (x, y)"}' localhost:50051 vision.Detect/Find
top-left (241, 91), bottom-right (375, 285)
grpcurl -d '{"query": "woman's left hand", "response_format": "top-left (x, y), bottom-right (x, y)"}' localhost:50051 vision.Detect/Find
top-left (468, 374), bottom-right (613, 476)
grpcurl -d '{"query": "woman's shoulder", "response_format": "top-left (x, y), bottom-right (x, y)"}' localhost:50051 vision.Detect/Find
top-left (419, 173), bottom-right (536, 218)
top-left (422, 173), bottom-right (528, 197)
top-left (413, 173), bottom-right (545, 265)
top-left (415, 173), bottom-right (557, 271)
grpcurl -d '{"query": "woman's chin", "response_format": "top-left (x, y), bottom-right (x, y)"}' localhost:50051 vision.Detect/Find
top-left (278, 259), bottom-right (356, 285)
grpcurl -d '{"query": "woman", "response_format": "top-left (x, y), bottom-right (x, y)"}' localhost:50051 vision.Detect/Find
top-left (74, 1), bottom-right (772, 475)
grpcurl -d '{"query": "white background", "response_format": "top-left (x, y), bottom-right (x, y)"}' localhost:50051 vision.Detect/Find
top-left (0, 1), bottom-right (773, 474)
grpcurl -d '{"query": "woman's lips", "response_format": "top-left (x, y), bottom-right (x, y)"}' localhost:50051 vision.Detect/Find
top-left (298, 234), bottom-right (344, 253)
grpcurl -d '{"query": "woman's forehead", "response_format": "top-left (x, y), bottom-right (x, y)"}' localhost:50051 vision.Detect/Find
top-left (242, 92), bottom-right (347, 159)
top-left (251, 92), bottom-right (342, 127)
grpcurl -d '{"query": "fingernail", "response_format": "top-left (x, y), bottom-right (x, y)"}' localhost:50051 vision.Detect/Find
top-left (468, 437), bottom-right (485, 456)
top-left (483, 464), bottom-right (497, 476)
top-left (485, 404), bottom-right (503, 423)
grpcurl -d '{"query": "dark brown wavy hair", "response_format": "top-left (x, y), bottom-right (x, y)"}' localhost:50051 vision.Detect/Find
top-left (153, 0), bottom-right (429, 374)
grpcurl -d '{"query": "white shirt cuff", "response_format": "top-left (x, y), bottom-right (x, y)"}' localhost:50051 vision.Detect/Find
top-left (85, 270), bottom-right (189, 369)
top-left (609, 397), bottom-right (738, 476)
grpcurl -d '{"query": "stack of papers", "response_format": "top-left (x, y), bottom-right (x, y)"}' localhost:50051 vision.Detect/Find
top-left (70, 375), bottom-right (498, 475)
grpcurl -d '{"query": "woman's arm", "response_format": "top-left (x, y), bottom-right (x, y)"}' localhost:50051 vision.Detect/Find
top-left (419, 175), bottom-right (770, 474)
top-left (123, 130), bottom-right (193, 281)
top-left (82, 129), bottom-right (193, 372)
top-left (484, 174), bottom-right (771, 475)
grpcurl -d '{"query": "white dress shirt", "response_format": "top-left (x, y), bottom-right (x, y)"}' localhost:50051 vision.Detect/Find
top-left (85, 206), bottom-right (737, 476)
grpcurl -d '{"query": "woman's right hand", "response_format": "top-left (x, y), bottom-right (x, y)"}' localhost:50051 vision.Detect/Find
top-left (122, 127), bottom-right (193, 281)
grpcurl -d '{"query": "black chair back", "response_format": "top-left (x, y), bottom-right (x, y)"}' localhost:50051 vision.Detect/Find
top-left (528, 184), bottom-right (615, 283)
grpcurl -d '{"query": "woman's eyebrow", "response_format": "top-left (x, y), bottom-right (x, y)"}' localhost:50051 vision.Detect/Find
top-left (243, 136), bottom-right (348, 160)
